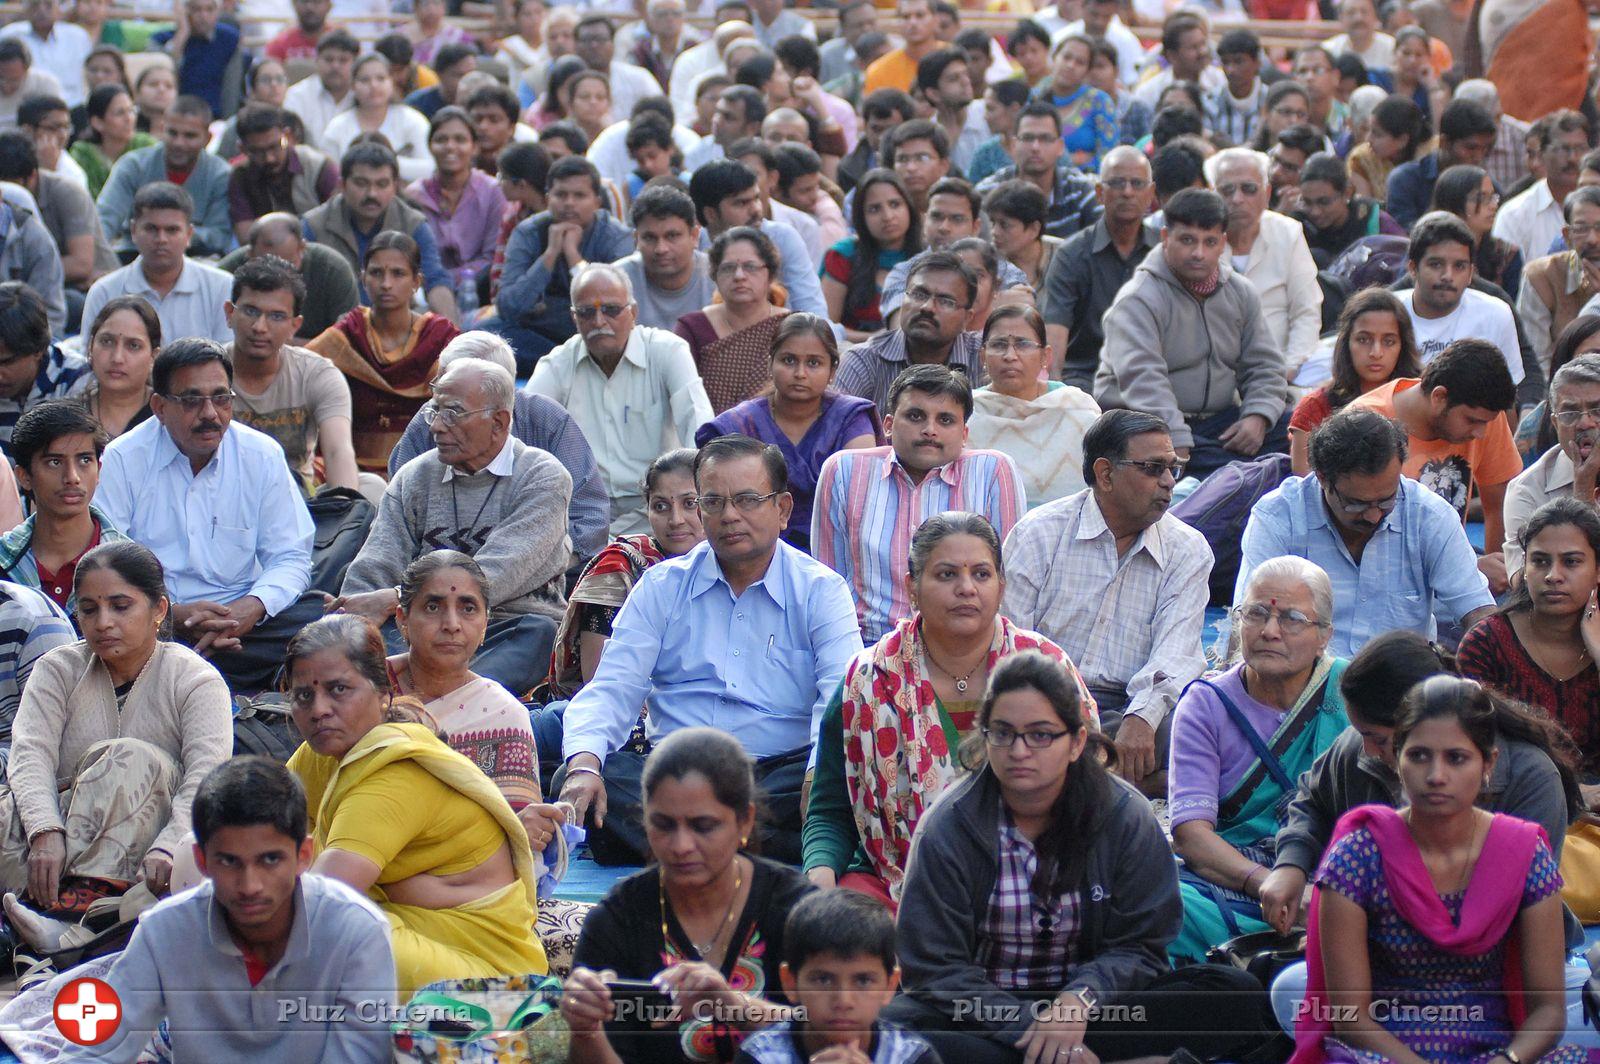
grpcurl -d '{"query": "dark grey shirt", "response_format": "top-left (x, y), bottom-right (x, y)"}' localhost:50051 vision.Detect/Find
top-left (1040, 217), bottom-right (1160, 387)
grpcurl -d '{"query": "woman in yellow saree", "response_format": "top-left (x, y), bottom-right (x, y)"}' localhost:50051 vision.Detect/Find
top-left (284, 614), bottom-right (546, 995)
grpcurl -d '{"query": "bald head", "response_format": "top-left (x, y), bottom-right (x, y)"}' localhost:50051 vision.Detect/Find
top-left (248, 212), bottom-right (305, 265)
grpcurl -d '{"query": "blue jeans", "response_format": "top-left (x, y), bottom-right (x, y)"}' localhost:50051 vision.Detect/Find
top-left (382, 612), bottom-right (556, 698)
top-left (1186, 406), bottom-right (1292, 481)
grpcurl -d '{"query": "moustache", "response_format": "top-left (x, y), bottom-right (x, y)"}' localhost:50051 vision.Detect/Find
top-left (907, 312), bottom-right (937, 328)
top-left (583, 327), bottom-right (616, 340)
top-left (193, 421), bottom-right (222, 434)
top-left (1578, 429), bottom-right (1598, 448)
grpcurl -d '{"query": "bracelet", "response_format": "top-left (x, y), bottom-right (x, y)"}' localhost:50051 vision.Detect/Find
top-left (1243, 863), bottom-right (1268, 893)
top-left (565, 764), bottom-right (602, 781)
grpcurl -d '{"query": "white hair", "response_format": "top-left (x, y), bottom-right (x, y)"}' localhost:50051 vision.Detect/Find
top-left (440, 331), bottom-right (517, 379)
top-left (438, 356), bottom-right (515, 413)
top-left (1348, 84), bottom-right (1387, 125)
top-left (572, 262), bottom-right (635, 302)
top-left (1205, 147), bottom-right (1270, 186)
top-left (1243, 556), bottom-right (1335, 629)
top-left (1454, 78), bottom-right (1501, 111)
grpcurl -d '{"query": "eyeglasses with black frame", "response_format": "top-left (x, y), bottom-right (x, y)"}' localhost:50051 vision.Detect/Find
top-left (981, 723), bottom-right (1073, 749)
top-left (1325, 481), bottom-right (1400, 515)
top-left (1113, 458), bottom-right (1185, 480)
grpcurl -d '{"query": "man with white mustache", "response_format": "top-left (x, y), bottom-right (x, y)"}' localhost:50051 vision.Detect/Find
top-left (1524, 186), bottom-right (1600, 374)
top-left (526, 263), bottom-right (712, 535)
top-left (1505, 354), bottom-right (1600, 570)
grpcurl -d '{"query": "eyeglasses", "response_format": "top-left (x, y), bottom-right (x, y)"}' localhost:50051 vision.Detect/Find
top-left (1232, 603), bottom-right (1325, 634)
top-left (163, 391), bottom-right (236, 411)
top-left (1548, 141), bottom-right (1588, 157)
top-left (1114, 458), bottom-right (1185, 480)
top-left (1327, 482), bottom-right (1400, 515)
top-left (904, 285), bottom-right (963, 312)
top-left (1470, 191), bottom-right (1502, 208)
top-left (573, 303), bottom-right (630, 321)
top-left (695, 490), bottom-right (781, 514)
top-left (1217, 182), bottom-right (1261, 198)
top-left (983, 337), bottom-right (1043, 356)
top-left (423, 402), bottom-right (493, 427)
top-left (1553, 402), bottom-right (1600, 426)
top-left (33, 122), bottom-right (70, 137)
top-left (1101, 177), bottom-right (1149, 191)
top-left (233, 303), bottom-right (293, 325)
top-left (715, 261), bottom-right (767, 279)
top-left (1567, 223), bottom-right (1599, 238)
top-left (982, 724), bottom-right (1072, 749)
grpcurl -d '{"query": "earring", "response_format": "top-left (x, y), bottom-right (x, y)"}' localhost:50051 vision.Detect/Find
top-left (740, 836), bottom-right (748, 847)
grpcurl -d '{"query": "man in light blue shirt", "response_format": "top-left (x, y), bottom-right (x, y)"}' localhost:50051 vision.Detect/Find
top-left (95, 338), bottom-right (318, 693)
top-left (557, 435), bottom-right (863, 865)
top-left (1235, 407), bottom-right (1496, 658)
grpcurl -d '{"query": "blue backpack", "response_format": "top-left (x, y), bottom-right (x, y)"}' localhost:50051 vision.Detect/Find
top-left (1170, 453), bottom-right (1293, 605)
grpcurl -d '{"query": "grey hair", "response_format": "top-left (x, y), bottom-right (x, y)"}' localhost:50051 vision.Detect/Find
top-left (1205, 146), bottom-right (1270, 186)
top-left (571, 261), bottom-right (635, 303)
top-left (1243, 555), bottom-right (1335, 629)
top-left (1552, 352), bottom-right (1600, 399)
top-left (440, 331), bottom-right (517, 378)
top-left (763, 106), bottom-right (807, 128)
top-left (437, 356), bottom-right (515, 413)
top-left (1348, 84), bottom-right (1387, 125)
top-left (1453, 78), bottom-right (1500, 111)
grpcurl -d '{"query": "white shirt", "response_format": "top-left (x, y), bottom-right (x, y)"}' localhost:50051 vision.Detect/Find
top-left (283, 77), bottom-right (356, 142)
top-left (441, 433), bottom-right (517, 482)
top-left (604, 62), bottom-right (671, 125)
top-left (1057, 17), bottom-right (1145, 88)
top-left (1237, 210), bottom-right (1323, 376)
top-left (0, 68), bottom-right (60, 130)
top-left (1400, 286), bottom-right (1525, 384)
top-left (0, 22), bottom-right (91, 106)
top-left (1325, 32), bottom-right (1396, 70)
top-left (82, 257), bottom-right (234, 347)
top-left (1492, 178), bottom-right (1566, 266)
top-left (752, 9), bottom-right (816, 48)
top-left (526, 325), bottom-right (713, 534)
top-left (45, 150), bottom-right (87, 191)
top-left (950, 100), bottom-right (991, 175)
top-left (1132, 63), bottom-right (1226, 112)
top-left (95, 418), bottom-right (314, 616)
top-left (670, 39), bottom-right (723, 127)
top-left (320, 105), bottom-right (434, 183)
top-left (587, 119), bottom-right (702, 190)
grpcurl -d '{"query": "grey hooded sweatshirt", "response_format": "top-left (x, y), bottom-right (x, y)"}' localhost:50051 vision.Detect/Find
top-left (1095, 244), bottom-right (1287, 450)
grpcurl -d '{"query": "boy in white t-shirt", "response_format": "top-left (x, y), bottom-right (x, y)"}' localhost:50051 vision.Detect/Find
top-left (1399, 212), bottom-right (1524, 386)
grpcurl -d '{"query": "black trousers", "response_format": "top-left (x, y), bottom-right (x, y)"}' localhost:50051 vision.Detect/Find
top-left (880, 964), bottom-right (1279, 1063)
top-left (554, 743), bottom-right (810, 865)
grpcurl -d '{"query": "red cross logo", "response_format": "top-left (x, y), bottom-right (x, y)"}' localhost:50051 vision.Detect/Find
top-left (52, 977), bottom-right (121, 1046)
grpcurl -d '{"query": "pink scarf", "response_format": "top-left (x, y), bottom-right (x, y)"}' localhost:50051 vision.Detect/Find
top-left (1290, 804), bottom-right (1542, 1064)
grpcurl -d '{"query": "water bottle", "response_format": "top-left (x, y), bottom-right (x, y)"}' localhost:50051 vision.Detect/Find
top-left (455, 267), bottom-right (479, 327)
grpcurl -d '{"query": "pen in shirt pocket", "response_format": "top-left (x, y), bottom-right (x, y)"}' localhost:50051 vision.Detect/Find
top-left (766, 635), bottom-right (774, 660)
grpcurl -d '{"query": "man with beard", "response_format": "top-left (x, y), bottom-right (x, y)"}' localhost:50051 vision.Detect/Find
top-left (1001, 410), bottom-right (1209, 795)
top-left (1505, 354), bottom-right (1600, 567)
top-left (527, 264), bottom-right (711, 534)
top-left (95, 338), bottom-right (319, 692)
top-left (975, 103), bottom-right (1099, 240)
top-left (1494, 109), bottom-right (1592, 265)
top-left (1237, 406), bottom-right (1496, 658)
top-left (813, 363), bottom-right (1024, 642)
top-left (834, 252), bottom-right (987, 416)
top-left (1520, 186), bottom-right (1600, 374)
top-left (915, 47), bottom-right (985, 174)
top-left (1397, 212), bottom-right (1524, 387)
top-left (492, 156), bottom-right (634, 374)
top-left (1098, 188), bottom-right (1289, 480)
top-left (880, 177), bottom-right (1028, 326)
top-left (301, 142), bottom-right (455, 322)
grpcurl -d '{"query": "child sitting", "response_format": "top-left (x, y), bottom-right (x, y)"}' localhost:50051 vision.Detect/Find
top-left (625, 115), bottom-right (682, 202)
top-left (736, 889), bottom-right (941, 1064)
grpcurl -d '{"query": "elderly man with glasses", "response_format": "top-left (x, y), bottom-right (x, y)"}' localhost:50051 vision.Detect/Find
top-left (558, 433), bottom-right (861, 865)
top-left (1236, 406), bottom-right (1495, 659)
top-left (527, 262), bottom-right (712, 535)
top-left (1505, 354), bottom-right (1600, 569)
top-left (333, 356), bottom-right (576, 696)
top-left (95, 337), bottom-right (320, 693)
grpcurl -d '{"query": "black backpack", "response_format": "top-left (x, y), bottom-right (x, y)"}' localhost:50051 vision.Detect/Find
top-left (1170, 453), bottom-right (1294, 606)
top-left (231, 695), bottom-right (300, 762)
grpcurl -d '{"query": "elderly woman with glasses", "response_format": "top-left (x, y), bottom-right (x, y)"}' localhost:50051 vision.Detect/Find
top-left (1167, 555), bottom-right (1349, 965)
top-left (967, 305), bottom-right (1100, 508)
top-left (674, 226), bottom-right (789, 414)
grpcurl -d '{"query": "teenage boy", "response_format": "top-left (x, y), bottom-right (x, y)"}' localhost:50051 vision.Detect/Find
top-left (0, 400), bottom-right (126, 614)
top-left (82, 757), bottom-right (396, 1063)
top-left (735, 889), bottom-right (938, 1063)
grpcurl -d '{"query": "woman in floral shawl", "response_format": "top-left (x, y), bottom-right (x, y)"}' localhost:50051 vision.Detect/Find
top-left (803, 513), bottom-right (1096, 907)
top-left (307, 231), bottom-right (460, 474)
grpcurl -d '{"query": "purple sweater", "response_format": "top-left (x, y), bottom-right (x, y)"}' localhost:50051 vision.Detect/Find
top-left (1167, 664), bottom-right (1291, 830)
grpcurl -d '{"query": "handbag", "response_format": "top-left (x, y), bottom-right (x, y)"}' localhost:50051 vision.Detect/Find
top-left (1561, 818), bottom-right (1600, 924)
top-left (392, 973), bottom-right (569, 1064)
top-left (1206, 928), bottom-right (1307, 988)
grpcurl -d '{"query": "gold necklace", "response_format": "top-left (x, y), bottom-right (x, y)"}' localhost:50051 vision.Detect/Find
top-left (660, 857), bottom-right (744, 961)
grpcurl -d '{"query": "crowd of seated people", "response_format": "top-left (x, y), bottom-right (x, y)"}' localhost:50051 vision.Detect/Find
top-left (0, 0), bottom-right (1595, 1060)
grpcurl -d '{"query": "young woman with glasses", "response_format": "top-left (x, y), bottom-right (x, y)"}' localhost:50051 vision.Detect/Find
top-left (968, 305), bottom-right (1101, 508)
top-left (1432, 164), bottom-right (1522, 299)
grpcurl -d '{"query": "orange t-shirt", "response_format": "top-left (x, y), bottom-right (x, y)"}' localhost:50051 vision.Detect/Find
top-left (1346, 379), bottom-right (1522, 519)
top-left (864, 48), bottom-right (919, 95)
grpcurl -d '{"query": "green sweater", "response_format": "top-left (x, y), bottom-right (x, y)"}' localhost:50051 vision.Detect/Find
top-left (802, 687), bottom-right (974, 877)
top-left (71, 133), bottom-right (157, 201)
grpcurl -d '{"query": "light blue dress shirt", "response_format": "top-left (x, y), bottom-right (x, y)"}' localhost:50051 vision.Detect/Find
top-left (95, 419), bottom-right (314, 617)
top-left (561, 539), bottom-right (864, 764)
top-left (1234, 474), bottom-right (1494, 659)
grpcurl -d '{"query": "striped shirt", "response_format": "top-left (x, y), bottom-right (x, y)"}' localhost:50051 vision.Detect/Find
top-left (0, 581), bottom-right (76, 743)
top-left (1001, 490), bottom-right (1213, 728)
top-left (834, 330), bottom-right (988, 418)
top-left (0, 346), bottom-right (89, 447)
top-left (812, 445), bottom-right (1027, 642)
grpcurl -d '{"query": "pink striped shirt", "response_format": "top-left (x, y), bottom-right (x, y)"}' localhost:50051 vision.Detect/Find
top-left (812, 445), bottom-right (1028, 641)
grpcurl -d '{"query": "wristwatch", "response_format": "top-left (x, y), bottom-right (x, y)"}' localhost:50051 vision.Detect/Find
top-left (1068, 987), bottom-right (1098, 1012)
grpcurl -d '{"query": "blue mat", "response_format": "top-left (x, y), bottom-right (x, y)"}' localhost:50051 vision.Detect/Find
top-left (553, 850), bottom-right (638, 904)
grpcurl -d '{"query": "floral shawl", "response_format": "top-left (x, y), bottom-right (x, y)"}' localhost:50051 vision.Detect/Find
top-left (839, 614), bottom-right (1098, 900)
top-left (539, 535), bottom-right (665, 701)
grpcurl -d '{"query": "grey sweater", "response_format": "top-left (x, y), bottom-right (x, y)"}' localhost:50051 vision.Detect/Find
top-left (895, 766), bottom-right (1179, 1044)
top-left (342, 436), bottom-right (574, 620)
top-left (1275, 727), bottom-right (1582, 948)
top-left (1095, 246), bottom-right (1287, 450)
